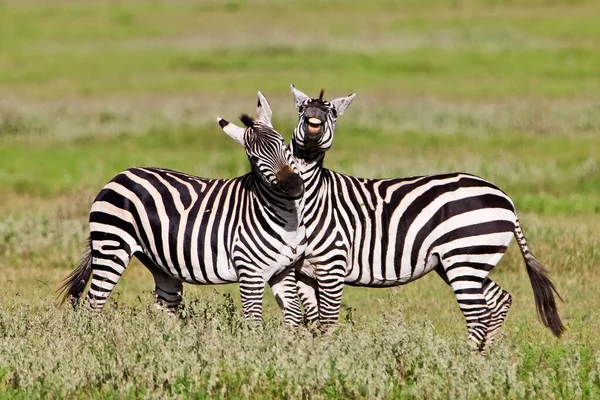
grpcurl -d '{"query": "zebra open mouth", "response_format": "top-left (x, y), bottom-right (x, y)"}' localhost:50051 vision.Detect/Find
top-left (307, 117), bottom-right (323, 134)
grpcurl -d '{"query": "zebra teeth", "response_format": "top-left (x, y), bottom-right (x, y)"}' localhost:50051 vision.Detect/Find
top-left (307, 117), bottom-right (323, 134)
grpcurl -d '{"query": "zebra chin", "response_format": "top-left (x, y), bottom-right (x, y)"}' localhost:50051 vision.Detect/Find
top-left (275, 169), bottom-right (305, 199)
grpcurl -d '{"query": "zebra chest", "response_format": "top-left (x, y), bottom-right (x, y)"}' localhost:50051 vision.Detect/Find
top-left (271, 224), bottom-right (306, 268)
top-left (233, 224), bottom-right (306, 281)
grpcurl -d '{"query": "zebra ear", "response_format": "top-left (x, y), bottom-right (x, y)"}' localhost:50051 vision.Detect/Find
top-left (331, 93), bottom-right (356, 116)
top-left (291, 84), bottom-right (310, 110)
top-left (217, 117), bottom-right (245, 147)
top-left (256, 91), bottom-right (272, 126)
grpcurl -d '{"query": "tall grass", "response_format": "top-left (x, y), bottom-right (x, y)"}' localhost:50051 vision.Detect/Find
top-left (0, 294), bottom-right (598, 399)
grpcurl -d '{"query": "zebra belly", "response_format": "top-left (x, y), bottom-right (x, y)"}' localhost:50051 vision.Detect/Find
top-left (345, 246), bottom-right (441, 286)
top-left (134, 249), bottom-right (238, 285)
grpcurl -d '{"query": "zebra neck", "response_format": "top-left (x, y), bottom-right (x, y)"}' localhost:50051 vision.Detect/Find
top-left (249, 174), bottom-right (304, 229)
top-left (291, 139), bottom-right (326, 166)
top-left (290, 141), bottom-right (325, 184)
top-left (290, 152), bottom-right (325, 222)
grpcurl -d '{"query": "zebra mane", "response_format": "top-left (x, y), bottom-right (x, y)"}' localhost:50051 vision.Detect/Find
top-left (239, 114), bottom-right (254, 128)
top-left (319, 89), bottom-right (325, 100)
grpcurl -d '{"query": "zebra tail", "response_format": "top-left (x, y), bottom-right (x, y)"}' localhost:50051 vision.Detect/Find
top-left (514, 220), bottom-right (565, 337)
top-left (57, 236), bottom-right (93, 307)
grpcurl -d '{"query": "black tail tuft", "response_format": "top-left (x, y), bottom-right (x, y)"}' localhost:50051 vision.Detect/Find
top-left (57, 236), bottom-right (93, 308)
top-left (524, 254), bottom-right (565, 337)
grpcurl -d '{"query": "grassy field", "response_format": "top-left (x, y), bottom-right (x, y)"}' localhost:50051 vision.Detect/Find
top-left (1, 0), bottom-right (599, 398)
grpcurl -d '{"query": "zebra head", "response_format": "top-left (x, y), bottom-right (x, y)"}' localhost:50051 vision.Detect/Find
top-left (290, 84), bottom-right (356, 158)
top-left (218, 92), bottom-right (305, 200)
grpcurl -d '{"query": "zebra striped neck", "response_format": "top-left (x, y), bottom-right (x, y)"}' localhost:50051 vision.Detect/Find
top-left (246, 173), bottom-right (304, 226)
top-left (245, 172), bottom-right (307, 266)
top-left (290, 132), bottom-right (328, 164)
top-left (290, 139), bottom-right (326, 226)
top-left (290, 139), bottom-right (325, 178)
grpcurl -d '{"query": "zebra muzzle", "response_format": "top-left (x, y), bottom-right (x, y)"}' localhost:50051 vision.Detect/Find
top-left (307, 117), bottom-right (323, 135)
top-left (276, 167), bottom-right (305, 199)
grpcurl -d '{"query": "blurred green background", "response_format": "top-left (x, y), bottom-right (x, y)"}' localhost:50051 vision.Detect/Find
top-left (0, 0), bottom-right (599, 396)
top-left (0, 0), bottom-right (598, 212)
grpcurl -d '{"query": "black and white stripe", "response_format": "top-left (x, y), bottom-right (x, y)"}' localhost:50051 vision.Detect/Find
top-left (289, 85), bottom-right (564, 350)
top-left (59, 92), bottom-right (306, 326)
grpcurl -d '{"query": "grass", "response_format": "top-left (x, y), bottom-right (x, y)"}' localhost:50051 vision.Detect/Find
top-left (2, 1), bottom-right (600, 98)
top-left (1, 295), bottom-right (599, 399)
top-left (0, 0), bottom-right (599, 398)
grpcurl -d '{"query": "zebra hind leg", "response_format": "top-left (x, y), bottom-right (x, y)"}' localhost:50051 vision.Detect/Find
top-left (446, 264), bottom-right (491, 352)
top-left (85, 234), bottom-right (133, 313)
top-left (137, 254), bottom-right (183, 314)
top-left (481, 278), bottom-right (512, 350)
top-left (150, 268), bottom-right (183, 314)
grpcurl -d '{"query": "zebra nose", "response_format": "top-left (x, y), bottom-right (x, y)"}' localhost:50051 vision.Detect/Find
top-left (276, 166), bottom-right (305, 198)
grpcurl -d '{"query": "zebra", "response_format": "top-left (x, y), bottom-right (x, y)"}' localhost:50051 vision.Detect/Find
top-left (59, 92), bottom-right (307, 326)
top-left (289, 85), bottom-right (564, 351)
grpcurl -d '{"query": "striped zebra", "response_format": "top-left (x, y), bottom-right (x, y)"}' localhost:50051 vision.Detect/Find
top-left (289, 85), bottom-right (564, 351)
top-left (59, 92), bottom-right (306, 326)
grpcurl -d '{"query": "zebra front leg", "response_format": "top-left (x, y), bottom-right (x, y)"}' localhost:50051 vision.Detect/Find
top-left (481, 278), bottom-right (512, 350)
top-left (268, 267), bottom-right (302, 327)
top-left (296, 274), bottom-right (320, 327)
top-left (316, 265), bottom-right (346, 333)
top-left (238, 266), bottom-right (266, 324)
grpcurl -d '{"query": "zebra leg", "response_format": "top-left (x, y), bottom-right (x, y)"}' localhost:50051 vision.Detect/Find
top-left (150, 268), bottom-right (183, 313)
top-left (316, 266), bottom-right (346, 332)
top-left (268, 268), bottom-right (302, 327)
top-left (296, 274), bottom-right (320, 327)
top-left (238, 267), bottom-right (266, 323)
top-left (481, 278), bottom-right (512, 350)
top-left (446, 263), bottom-right (491, 351)
top-left (85, 234), bottom-right (133, 312)
top-left (136, 253), bottom-right (183, 313)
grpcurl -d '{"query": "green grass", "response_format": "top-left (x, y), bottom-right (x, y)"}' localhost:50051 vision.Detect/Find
top-left (2, 296), bottom-right (597, 399)
top-left (1, 295), bottom-right (599, 399)
top-left (0, 0), bottom-right (599, 398)
top-left (1, 0), bottom-right (600, 98)
top-left (0, 125), bottom-right (597, 214)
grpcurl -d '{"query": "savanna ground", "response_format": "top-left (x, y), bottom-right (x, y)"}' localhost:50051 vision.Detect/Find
top-left (0, 0), bottom-right (599, 398)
